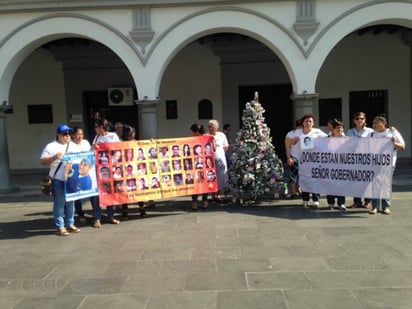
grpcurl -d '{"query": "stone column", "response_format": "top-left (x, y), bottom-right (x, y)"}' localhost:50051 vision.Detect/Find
top-left (290, 92), bottom-right (319, 122)
top-left (0, 105), bottom-right (17, 193)
top-left (136, 100), bottom-right (159, 139)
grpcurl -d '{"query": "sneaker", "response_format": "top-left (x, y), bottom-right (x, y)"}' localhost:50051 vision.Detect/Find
top-left (302, 202), bottom-right (309, 208)
top-left (369, 208), bottom-right (378, 215)
top-left (313, 201), bottom-right (319, 209)
top-left (339, 205), bottom-right (346, 211)
top-left (383, 208), bottom-right (391, 215)
top-left (348, 203), bottom-right (361, 208)
top-left (328, 204), bottom-right (334, 210)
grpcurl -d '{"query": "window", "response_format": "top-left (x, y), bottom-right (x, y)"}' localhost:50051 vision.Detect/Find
top-left (28, 104), bottom-right (53, 124)
top-left (198, 99), bottom-right (212, 119)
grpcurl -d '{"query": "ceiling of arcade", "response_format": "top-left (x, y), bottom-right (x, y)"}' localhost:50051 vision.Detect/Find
top-left (41, 33), bottom-right (280, 70)
top-left (41, 24), bottom-right (406, 70)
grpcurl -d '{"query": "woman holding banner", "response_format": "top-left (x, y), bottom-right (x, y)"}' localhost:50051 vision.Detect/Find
top-left (369, 115), bottom-right (405, 215)
top-left (71, 127), bottom-right (92, 224)
top-left (326, 120), bottom-right (347, 211)
top-left (346, 112), bottom-right (374, 208)
top-left (91, 118), bottom-right (121, 227)
top-left (40, 124), bottom-right (79, 236)
top-left (298, 114), bottom-right (327, 208)
top-left (190, 123), bottom-right (209, 210)
top-left (120, 124), bottom-right (148, 219)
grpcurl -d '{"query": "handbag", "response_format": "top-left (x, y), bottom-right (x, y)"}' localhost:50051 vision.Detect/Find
top-left (40, 143), bottom-right (70, 196)
top-left (40, 176), bottom-right (53, 196)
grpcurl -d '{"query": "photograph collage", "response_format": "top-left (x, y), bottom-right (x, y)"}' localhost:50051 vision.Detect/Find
top-left (95, 135), bottom-right (218, 206)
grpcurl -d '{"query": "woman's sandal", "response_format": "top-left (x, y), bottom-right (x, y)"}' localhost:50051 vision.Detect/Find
top-left (92, 220), bottom-right (101, 228)
top-left (108, 218), bottom-right (120, 224)
top-left (191, 201), bottom-right (198, 211)
top-left (56, 228), bottom-right (70, 236)
top-left (139, 209), bottom-right (148, 217)
top-left (202, 201), bottom-right (208, 209)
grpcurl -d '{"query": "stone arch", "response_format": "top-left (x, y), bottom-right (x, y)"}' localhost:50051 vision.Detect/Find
top-left (0, 13), bottom-right (144, 104)
top-left (143, 6), bottom-right (305, 97)
top-left (310, 1), bottom-right (412, 90)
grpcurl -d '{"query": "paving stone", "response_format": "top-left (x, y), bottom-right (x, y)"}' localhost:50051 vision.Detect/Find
top-left (246, 272), bottom-right (312, 290)
top-left (185, 272), bottom-right (247, 291)
top-left (216, 290), bottom-right (287, 309)
top-left (284, 289), bottom-right (363, 309)
top-left (160, 259), bottom-right (216, 273)
top-left (305, 270), bottom-right (412, 289)
top-left (0, 296), bottom-right (22, 309)
top-left (269, 257), bottom-right (333, 272)
top-left (59, 277), bottom-right (127, 295)
top-left (147, 291), bottom-right (216, 309)
top-left (121, 274), bottom-right (187, 292)
top-left (79, 293), bottom-right (148, 309)
top-left (351, 287), bottom-right (412, 308)
top-left (217, 258), bottom-right (271, 273)
top-left (0, 279), bottom-right (67, 297)
top-left (13, 295), bottom-right (85, 309)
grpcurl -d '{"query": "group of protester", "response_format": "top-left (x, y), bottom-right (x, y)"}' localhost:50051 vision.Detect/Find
top-left (285, 112), bottom-right (406, 215)
top-left (40, 117), bottom-right (231, 236)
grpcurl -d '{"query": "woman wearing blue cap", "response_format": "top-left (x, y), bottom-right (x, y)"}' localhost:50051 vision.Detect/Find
top-left (40, 124), bottom-right (80, 236)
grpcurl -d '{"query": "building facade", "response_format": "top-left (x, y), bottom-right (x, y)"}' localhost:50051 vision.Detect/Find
top-left (0, 0), bottom-right (411, 192)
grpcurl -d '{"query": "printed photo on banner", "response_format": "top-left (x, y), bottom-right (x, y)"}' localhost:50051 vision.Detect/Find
top-left (298, 137), bottom-right (394, 199)
top-left (94, 136), bottom-right (218, 206)
top-left (63, 151), bottom-right (98, 201)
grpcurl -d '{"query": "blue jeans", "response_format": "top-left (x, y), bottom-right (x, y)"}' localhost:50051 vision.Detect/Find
top-left (74, 199), bottom-right (84, 217)
top-left (371, 166), bottom-right (395, 210)
top-left (90, 196), bottom-right (115, 221)
top-left (371, 199), bottom-right (391, 210)
top-left (52, 179), bottom-right (74, 229)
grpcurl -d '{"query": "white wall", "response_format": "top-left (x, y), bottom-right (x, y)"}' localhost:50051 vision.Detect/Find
top-left (7, 49), bottom-right (67, 169)
top-left (158, 43), bottom-right (222, 137)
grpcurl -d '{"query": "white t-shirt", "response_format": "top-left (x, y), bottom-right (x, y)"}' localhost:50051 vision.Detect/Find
top-left (370, 129), bottom-right (405, 167)
top-left (72, 139), bottom-right (91, 152)
top-left (346, 127), bottom-right (373, 137)
top-left (93, 132), bottom-right (120, 144)
top-left (295, 128), bottom-right (327, 151)
top-left (40, 141), bottom-right (76, 181)
top-left (285, 129), bottom-right (300, 158)
top-left (212, 131), bottom-right (229, 163)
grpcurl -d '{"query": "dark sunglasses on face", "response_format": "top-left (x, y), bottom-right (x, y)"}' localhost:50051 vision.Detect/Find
top-left (355, 117), bottom-right (365, 120)
top-left (61, 132), bottom-right (71, 136)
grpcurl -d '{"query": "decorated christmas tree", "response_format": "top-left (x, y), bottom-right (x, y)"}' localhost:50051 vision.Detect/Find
top-left (228, 92), bottom-right (284, 202)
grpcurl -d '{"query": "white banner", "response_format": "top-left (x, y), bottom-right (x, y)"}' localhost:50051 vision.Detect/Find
top-left (299, 137), bottom-right (394, 199)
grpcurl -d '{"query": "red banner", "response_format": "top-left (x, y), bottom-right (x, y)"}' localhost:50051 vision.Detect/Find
top-left (95, 136), bottom-right (218, 206)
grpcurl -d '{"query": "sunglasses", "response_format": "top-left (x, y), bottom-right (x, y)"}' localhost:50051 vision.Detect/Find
top-left (355, 117), bottom-right (365, 120)
top-left (61, 132), bottom-right (71, 136)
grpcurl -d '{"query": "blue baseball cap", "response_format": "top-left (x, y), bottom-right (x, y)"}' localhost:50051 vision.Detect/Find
top-left (81, 158), bottom-right (92, 166)
top-left (56, 124), bottom-right (73, 134)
